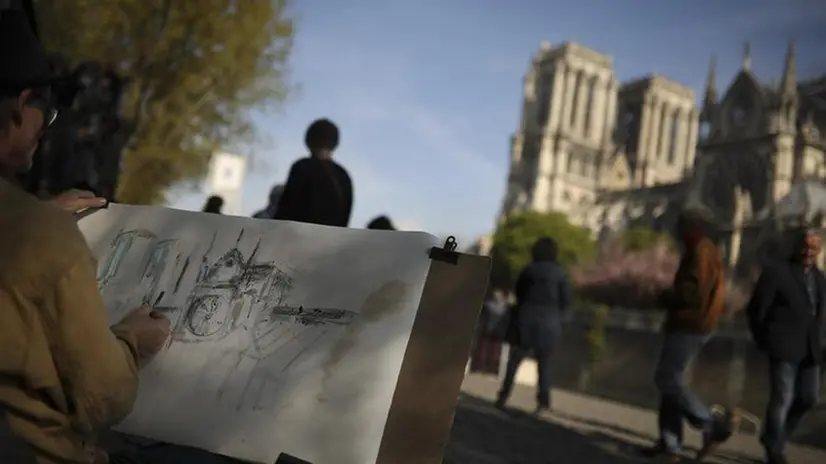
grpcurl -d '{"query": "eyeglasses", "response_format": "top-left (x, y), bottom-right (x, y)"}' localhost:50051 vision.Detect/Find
top-left (25, 88), bottom-right (59, 128)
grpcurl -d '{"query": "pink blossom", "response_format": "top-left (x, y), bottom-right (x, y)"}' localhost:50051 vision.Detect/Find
top-left (573, 241), bottom-right (754, 312)
top-left (572, 241), bottom-right (679, 309)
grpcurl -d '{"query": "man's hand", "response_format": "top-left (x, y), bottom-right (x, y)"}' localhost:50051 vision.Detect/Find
top-left (48, 189), bottom-right (107, 214)
top-left (117, 305), bottom-right (171, 367)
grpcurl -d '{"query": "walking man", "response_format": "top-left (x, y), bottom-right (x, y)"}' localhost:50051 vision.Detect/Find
top-left (747, 228), bottom-right (823, 464)
top-left (642, 207), bottom-right (735, 462)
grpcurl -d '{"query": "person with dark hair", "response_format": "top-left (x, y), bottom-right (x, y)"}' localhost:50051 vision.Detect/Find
top-left (531, 236), bottom-right (558, 262)
top-left (495, 236), bottom-right (571, 415)
top-left (202, 195), bottom-right (224, 214)
top-left (253, 184), bottom-right (284, 219)
top-left (747, 228), bottom-right (824, 464)
top-left (640, 206), bottom-right (736, 463)
top-left (366, 215), bottom-right (394, 230)
top-left (274, 118), bottom-right (353, 227)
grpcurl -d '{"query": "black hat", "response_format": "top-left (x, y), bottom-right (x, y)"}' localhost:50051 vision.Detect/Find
top-left (0, 5), bottom-right (57, 96)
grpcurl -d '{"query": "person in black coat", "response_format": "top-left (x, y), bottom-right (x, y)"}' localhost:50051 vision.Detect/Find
top-left (746, 228), bottom-right (824, 464)
top-left (274, 119), bottom-right (353, 227)
top-left (495, 237), bottom-right (571, 414)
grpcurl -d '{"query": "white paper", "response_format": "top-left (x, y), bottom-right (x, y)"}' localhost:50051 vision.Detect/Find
top-left (78, 205), bottom-right (439, 464)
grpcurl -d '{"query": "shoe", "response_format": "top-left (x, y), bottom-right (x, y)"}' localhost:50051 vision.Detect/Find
top-left (695, 439), bottom-right (721, 462)
top-left (494, 395), bottom-right (507, 410)
top-left (639, 444), bottom-right (681, 462)
top-left (533, 405), bottom-right (552, 418)
top-left (696, 406), bottom-right (740, 461)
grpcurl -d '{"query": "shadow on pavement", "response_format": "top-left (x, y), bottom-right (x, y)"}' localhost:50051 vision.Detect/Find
top-left (445, 393), bottom-right (761, 464)
top-left (445, 393), bottom-right (648, 464)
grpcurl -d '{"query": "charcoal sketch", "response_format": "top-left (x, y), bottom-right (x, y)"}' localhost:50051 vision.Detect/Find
top-left (95, 226), bottom-right (360, 412)
top-left (77, 204), bottom-right (438, 464)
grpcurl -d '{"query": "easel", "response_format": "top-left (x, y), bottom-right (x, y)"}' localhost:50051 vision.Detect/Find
top-left (78, 203), bottom-right (490, 464)
top-left (259, 236), bottom-right (483, 464)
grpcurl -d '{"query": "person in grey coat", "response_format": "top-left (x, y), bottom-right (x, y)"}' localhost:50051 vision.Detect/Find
top-left (495, 236), bottom-right (571, 413)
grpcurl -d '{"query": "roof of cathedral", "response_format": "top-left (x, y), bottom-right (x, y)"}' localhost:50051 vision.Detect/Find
top-left (755, 181), bottom-right (826, 223)
top-left (596, 181), bottom-right (688, 202)
top-left (619, 74), bottom-right (695, 100)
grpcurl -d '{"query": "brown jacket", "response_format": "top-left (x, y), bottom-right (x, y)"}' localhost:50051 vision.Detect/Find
top-left (0, 178), bottom-right (139, 463)
top-left (662, 237), bottom-right (726, 333)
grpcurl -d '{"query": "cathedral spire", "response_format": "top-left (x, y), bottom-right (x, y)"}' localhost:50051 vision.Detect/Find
top-left (704, 54), bottom-right (717, 103)
top-left (742, 41), bottom-right (752, 71)
top-left (780, 39), bottom-right (797, 97)
top-left (701, 54), bottom-right (717, 121)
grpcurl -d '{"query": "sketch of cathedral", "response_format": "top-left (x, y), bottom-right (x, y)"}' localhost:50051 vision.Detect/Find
top-left (97, 229), bottom-right (183, 321)
top-left (95, 225), bottom-right (360, 412)
top-left (176, 229), bottom-right (293, 344)
top-left (95, 227), bottom-right (359, 357)
top-left (496, 40), bottom-right (826, 276)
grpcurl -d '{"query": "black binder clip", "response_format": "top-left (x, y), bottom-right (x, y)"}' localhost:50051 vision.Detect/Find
top-left (429, 235), bottom-right (459, 265)
top-left (274, 453), bottom-right (312, 464)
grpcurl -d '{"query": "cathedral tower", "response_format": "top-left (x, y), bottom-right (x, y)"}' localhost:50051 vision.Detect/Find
top-left (501, 41), bottom-right (617, 227)
top-left (616, 75), bottom-right (698, 187)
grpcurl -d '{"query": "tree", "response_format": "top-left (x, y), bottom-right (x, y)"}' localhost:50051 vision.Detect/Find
top-left (34, 0), bottom-right (294, 204)
top-left (490, 211), bottom-right (596, 289)
top-left (619, 226), bottom-right (675, 252)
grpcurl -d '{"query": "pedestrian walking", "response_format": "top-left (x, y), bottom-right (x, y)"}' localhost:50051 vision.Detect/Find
top-left (495, 236), bottom-right (571, 415)
top-left (640, 206), bottom-right (737, 462)
top-left (747, 228), bottom-right (824, 464)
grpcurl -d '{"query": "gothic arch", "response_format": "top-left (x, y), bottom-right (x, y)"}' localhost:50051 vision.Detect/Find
top-left (720, 71), bottom-right (764, 135)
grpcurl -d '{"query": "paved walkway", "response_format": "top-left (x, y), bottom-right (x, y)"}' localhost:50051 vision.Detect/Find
top-left (445, 374), bottom-right (826, 464)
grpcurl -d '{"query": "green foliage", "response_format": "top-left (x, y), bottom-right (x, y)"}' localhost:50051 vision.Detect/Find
top-left (491, 210), bottom-right (596, 289)
top-left (619, 226), bottom-right (675, 252)
top-left (34, 0), bottom-right (294, 204)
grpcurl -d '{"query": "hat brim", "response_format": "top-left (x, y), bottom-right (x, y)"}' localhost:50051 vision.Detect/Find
top-left (0, 76), bottom-right (70, 99)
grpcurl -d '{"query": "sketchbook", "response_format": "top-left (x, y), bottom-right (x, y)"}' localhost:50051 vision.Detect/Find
top-left (78, 205), bottom-right (490, 464)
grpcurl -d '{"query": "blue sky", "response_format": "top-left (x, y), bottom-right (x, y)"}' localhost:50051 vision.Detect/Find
top-left (169, 0), bottom-right (826, 245)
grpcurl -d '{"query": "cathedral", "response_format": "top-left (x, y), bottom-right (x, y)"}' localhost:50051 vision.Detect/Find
top-left (498, 40), bottom-right (826, 273)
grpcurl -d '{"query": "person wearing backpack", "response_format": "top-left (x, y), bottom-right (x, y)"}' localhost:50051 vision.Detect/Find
top-left (274, 119), bottom-right (353, 227)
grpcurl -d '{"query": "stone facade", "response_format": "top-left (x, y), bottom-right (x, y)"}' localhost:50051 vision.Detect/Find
top-left (500, 40), bottom-right (826, 269)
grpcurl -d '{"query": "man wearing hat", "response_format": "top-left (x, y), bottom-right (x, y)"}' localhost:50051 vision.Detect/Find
top-left (0, 5), bottom-right (224, 463)
top-left (640, 205), bottom-right (737, 462)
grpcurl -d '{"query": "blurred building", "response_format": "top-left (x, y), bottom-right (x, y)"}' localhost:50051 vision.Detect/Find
top-left (206, 152), bottom-right (247, 215)
top-left (500, 40), bottom-right (826, 273)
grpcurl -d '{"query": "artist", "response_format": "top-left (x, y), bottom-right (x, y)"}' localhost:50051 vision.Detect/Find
top-left (0, 7), bottom-right (213, 464)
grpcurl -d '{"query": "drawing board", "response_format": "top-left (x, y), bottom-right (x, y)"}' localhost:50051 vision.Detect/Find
top-left (78, 205), bottom-right (490, 464)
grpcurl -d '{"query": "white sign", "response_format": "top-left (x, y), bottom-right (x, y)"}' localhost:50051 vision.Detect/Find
top-left (79, 205), bottom-right (438, 464)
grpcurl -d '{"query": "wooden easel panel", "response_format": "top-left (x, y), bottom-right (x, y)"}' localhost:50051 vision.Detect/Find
top-left (376, 253), bottom-right (491, 464)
